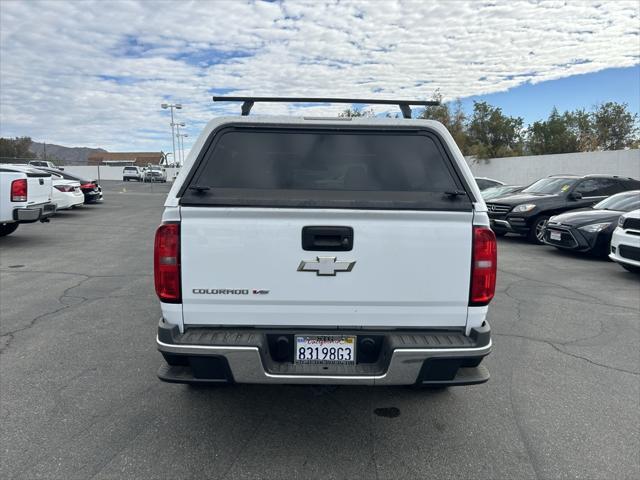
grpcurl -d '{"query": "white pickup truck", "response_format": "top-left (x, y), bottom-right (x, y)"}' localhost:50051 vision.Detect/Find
top-left (155, 98), bottom-right (496, 387)
top-left (0, 165), bottom-right (56, 236)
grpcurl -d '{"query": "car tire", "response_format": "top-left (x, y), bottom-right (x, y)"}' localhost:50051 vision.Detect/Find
top-left (0, 223), bottom-right (19, 237)
top-left (621, 264), bottom-right (640, 274)
top-left (528, 215), bottom-right (550, 244)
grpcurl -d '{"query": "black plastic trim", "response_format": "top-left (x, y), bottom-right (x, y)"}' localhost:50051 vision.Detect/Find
top-left (302, 226), bottom-right (354, 251)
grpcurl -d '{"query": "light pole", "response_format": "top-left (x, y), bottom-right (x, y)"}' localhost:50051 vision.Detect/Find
top-left (161, 103), bottom-right (182, 168)
top-left (177, 133), bottom-right (188, 166)
top-left (174, 122), bottom-right (186, 165)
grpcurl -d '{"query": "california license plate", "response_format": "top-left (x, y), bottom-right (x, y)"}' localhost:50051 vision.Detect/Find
top-left (295, 335), bottom-right (356, 364)
top-left (550, 231), bottom-right (561, 241)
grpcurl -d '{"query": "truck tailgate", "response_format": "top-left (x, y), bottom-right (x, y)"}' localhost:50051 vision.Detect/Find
top-left (27, 172), bottom-right (52, 205)
top-left (180, 207), bottom-right (472, 327)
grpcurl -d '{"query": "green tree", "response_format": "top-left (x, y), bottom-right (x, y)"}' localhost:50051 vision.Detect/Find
top-left (467, 101), bottom-right (524, 159)
top-left (526, 107), bottom-right (579, 155)
top-left (339, 107), bottom-right (375, 118)
top-left (564, 108), bottom-right (598, 152)
top-left (419, 91), bottom-right (469, 154)
top-left (592, 102), bottom-right (638, 150)
top-left (0, 137), bottom-right (36, 161)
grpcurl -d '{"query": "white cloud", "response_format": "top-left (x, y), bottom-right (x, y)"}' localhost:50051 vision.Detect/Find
top-left (0, 0), bottom-right (638, 153)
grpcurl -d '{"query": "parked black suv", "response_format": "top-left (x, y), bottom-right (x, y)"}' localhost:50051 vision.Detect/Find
top-left (486, 174), bottom-right (640, 244)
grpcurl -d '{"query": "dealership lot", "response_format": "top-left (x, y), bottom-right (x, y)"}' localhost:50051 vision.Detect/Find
top-left (1, 181), bottom-right (638, 480)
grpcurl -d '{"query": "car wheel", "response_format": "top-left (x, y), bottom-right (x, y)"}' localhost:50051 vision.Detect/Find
top-left (621, 264), bottom-right (640, 274)
top-left (528, 216), bottom-right (550, 244)
top-left (0, 223), bottom-right (19, 237)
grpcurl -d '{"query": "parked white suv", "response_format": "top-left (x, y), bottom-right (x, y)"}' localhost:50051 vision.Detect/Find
top-left (610, 208), bottom-right (640, 273)
top-left (0, 165), bottom-right (56, 236)
top-left (123, 166), bottom-right (143, 182)
top-left (154, 98), bottom-right (496, 387)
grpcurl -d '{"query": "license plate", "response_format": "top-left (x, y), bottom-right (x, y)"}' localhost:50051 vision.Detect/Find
top-left (295, 335), bottom-right (356, 364)
top-left (550, 231), bottom-right (561, 241)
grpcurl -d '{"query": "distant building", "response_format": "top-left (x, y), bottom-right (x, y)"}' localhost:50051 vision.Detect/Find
top-left (87, 151), bottom-right (167, 166)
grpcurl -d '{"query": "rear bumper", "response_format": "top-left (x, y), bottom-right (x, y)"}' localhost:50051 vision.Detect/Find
top-left (156, 321), bottom-right (491, 386)
top-left (13, 202), bottom-right (56, 223)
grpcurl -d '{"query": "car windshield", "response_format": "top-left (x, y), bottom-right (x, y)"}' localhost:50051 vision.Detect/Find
top-left (594, 191), bottom-right (640, 212)
top-left (482, 185), bottom-right (516, 199)
top-left (522, 177), bottom-right (576, 195)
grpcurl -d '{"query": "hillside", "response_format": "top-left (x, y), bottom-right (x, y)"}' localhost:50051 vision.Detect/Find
top-left (29, 141), bottom-right (107, 165)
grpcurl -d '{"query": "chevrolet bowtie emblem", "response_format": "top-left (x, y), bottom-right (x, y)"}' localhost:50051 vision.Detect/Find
top-left (297, 256), bottom-right (356, 276)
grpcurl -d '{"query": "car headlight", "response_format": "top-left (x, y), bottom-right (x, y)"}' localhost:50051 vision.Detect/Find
top-left (513, 204), bottom-right (536, 213)
top-left (579, 222), bottom-right (611, 233)
top-left (618, 216), bottom-right (625, 227)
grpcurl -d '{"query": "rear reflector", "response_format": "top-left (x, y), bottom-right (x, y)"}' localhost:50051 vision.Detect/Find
top-left (11, 179), bottom-right (27, 202)
top-left (469, 226), bottom-right (497, 306)
top-left (154, 223), bottom-right (181, 303)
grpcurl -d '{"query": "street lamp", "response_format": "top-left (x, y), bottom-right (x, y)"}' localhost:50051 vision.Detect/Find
top-left (173, 122), bottom-right (186, 166)
top-left (173, 122), bottom-right (184, 164)
top-left (161, 103), bottom-right (182, 168)
top-left (177, 133), bottom-right (189, 166)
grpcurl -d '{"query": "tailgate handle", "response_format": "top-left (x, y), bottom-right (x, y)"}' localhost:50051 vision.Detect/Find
top-left (302, 226), bottom-right (353, 251)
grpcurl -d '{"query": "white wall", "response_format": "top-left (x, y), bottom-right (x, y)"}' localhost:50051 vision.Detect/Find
top-left (62, 165), bottom-right (180, 181)
top-left (62, 149), bottom-right (640, 186)
top-left (467, 149), bottom-right (640, 185)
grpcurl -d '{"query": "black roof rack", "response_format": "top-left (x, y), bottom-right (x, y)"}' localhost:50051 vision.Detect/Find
top-left (211, 96), bottom-right (439, 119)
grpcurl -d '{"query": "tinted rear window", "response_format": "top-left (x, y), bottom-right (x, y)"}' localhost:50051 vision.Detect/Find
top-left (124, 167), bottom-right (137, 171)
top-left (196, 130), bottom-right (456, 192)
top-left (181, 127), bottom-right (470, 210)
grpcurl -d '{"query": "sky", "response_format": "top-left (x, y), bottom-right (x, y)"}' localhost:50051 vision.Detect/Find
top-left (0, 0), bottom-right (638, 159)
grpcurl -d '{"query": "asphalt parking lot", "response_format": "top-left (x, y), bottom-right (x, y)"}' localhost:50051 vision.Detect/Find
top-left (1, 180), bottom-right (638, 480)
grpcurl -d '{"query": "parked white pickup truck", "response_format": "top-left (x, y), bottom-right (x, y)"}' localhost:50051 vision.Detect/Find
top-left (0, 165), bottom-right (56, 236)
top-left (155, 98), bottom-right (496, 387)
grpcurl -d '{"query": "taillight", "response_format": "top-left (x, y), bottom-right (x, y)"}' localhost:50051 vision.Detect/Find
top-left (154, 223), bottom-right (181, 303)
top-left (54, 185), bottom-right (74, 192)
top-left (11, 179), bottom-right (27, 202)
top-left (469, 226), bottom-right (497, 306)
top-left (80, 183), bottom-right (95, 190)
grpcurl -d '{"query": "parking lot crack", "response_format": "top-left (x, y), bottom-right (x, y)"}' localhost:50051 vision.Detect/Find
top-left (0, 268), bottom-right (151, 278)
top-left (0, 273), bottom-right (92, 353)
top-left (499, 268), bottom-right (640, 313)
top-left (509, 361), bottom-right (542, 480)
top-left (495, 333), bottom-right (639, 375)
